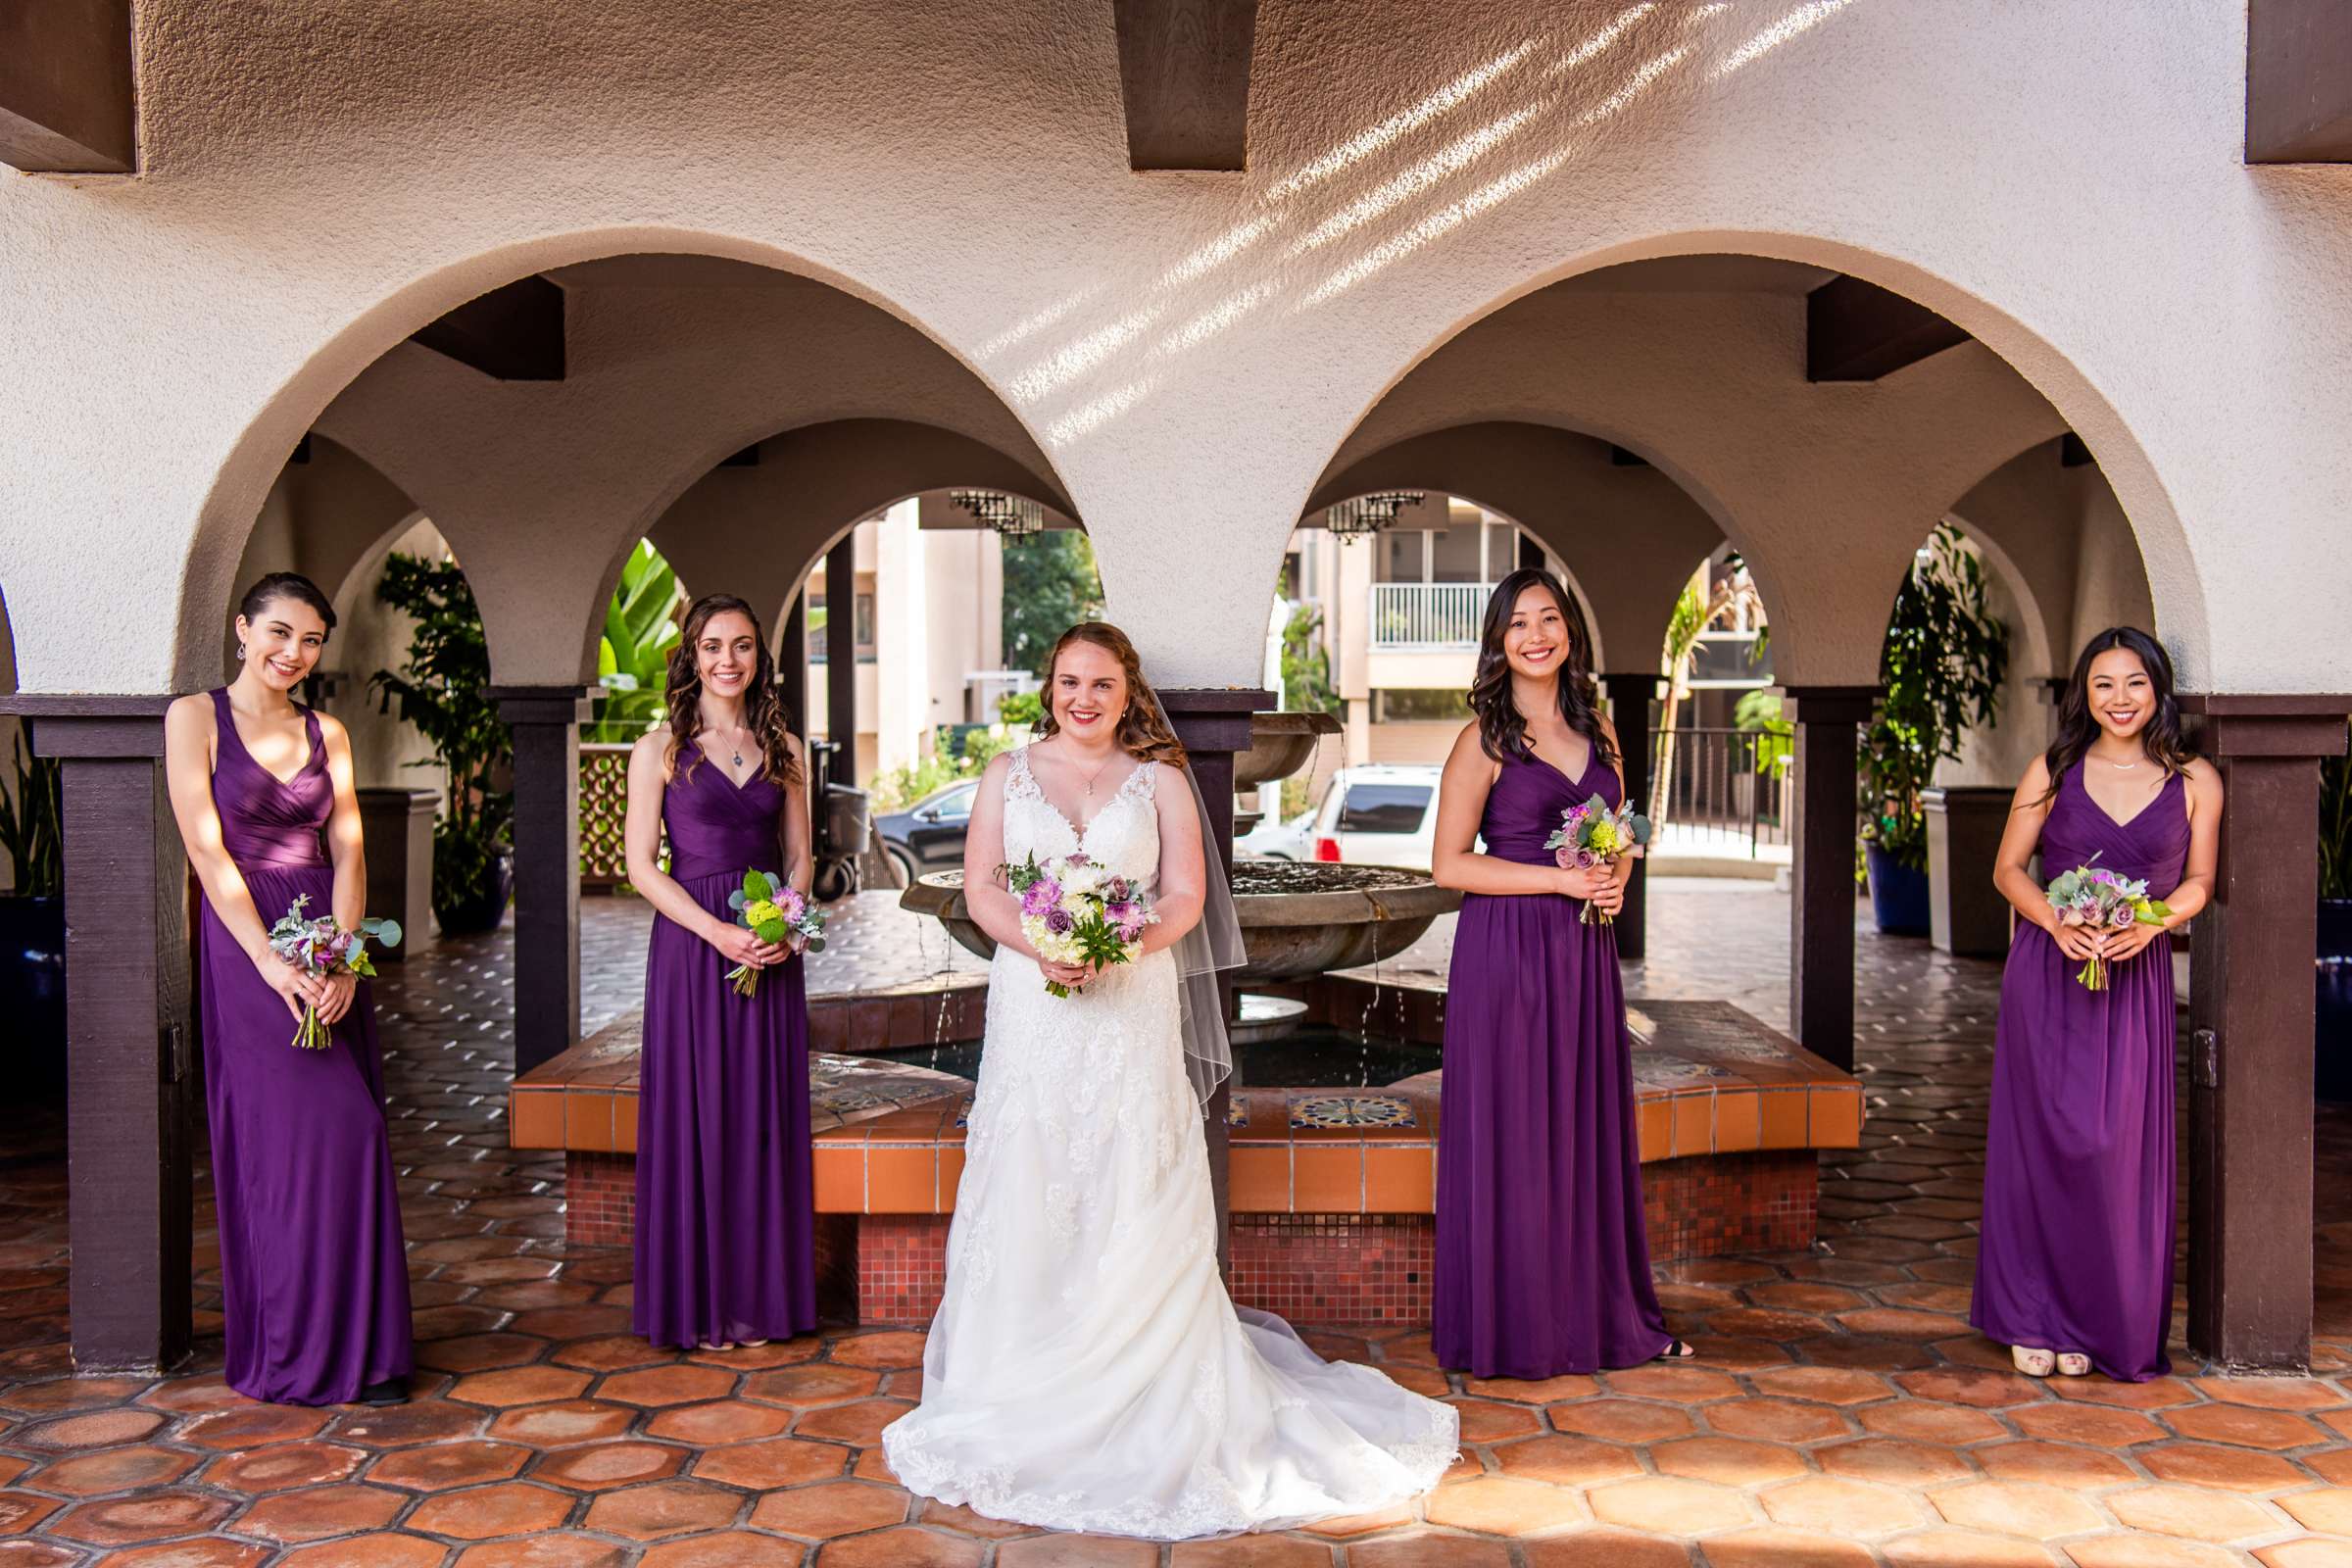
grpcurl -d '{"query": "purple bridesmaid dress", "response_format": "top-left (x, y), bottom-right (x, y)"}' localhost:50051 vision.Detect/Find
top-left (1436, 746), bottom-right (1673, 1378)
top-left (632, 745), bottom-right (817, 1348)
top-left (1974, 765), bottom-right (2189, 1381)
top-left (197, 689), bottom-right (413, 1404)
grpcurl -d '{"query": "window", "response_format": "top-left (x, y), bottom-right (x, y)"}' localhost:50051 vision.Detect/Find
top-left (1429, 520), bottom-right (1483, 583)
top-left (1376, 688), bottom-right (1471, 722)
top-left (855, 592), bottom-right (876, 657)
top-left (928, 782), bottom-right (977, 820)
top-left (1339, 783), bottom-right (1433, 834)
top-left (1380, 529), bottom-right (1424, 585)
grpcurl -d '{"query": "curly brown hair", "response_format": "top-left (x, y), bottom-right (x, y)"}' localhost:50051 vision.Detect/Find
top-left (663, 594), bottom-right (804, 788)
top-left (1036, 622), bottom-right (1189, 768)
top-left (1468, 567), bottom-right (1615, 771)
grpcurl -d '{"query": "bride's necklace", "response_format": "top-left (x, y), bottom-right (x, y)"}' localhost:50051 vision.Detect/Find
top-left (1074, 753), bottom-right (1115, 797)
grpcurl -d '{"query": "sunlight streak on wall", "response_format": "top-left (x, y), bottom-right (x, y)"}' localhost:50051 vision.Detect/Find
top-left (1265, 41), bottom-right (1539, 200)
top-left (1298, 147), bottom-right (1575, 307)
top-left (1709, 0), bottom-right (1855, 79)
top-left (1291, 105), bottom-right (1550, 254)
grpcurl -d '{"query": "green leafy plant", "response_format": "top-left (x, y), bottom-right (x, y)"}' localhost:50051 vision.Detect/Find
top-left (2322, 719), bottom-right (2352, 902)
top-left (868, 729), bottom-right (1018, 813)
top-left (998, 690), bottom-right (1045, 728)
top-left (1278, 598), bottom-right (1341, 816)
top-left (1651, 564), bottom-right (1767, 822)
top-left (1733, 688), bottom-right (1794, 781)
top-left (1859, 523), bottom-right (2011, 874)
top-left (0, 730), bottom-right (63, 898)
top-left (586, 541), bottom-right (683, 742)
top-left (368, 554), bottom-right (514, 927)
top-left (1003, 530), bottom-right (1104, 675)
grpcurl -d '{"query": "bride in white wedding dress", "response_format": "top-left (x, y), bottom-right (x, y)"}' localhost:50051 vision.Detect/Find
top-left (881, 623), bottom-right (1457, 1540)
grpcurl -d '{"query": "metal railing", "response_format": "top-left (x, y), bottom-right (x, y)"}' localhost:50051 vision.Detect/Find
top-left (1648, 725), bottom-right (1793, 856)
top-left (1370, 581), bottom-right (1493, 650)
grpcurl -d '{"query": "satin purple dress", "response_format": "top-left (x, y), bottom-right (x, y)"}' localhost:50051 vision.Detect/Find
top-left (1974, 765), bottom-right (2189, 1381)
top-left (632, 745), bottom-right (817, 1348)
top-left (197, 689), bottom-right (413, 1405)
top-left (1436, 744), bottom-right (1673, 1378)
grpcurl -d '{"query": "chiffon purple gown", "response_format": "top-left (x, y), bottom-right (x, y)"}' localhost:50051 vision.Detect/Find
top-left (632, 745), bottom-right (817, 1348)
top-left (197, 689), bottom-right (413, 1405)
top-left (1974, 765), bottom-right (2189, 1381)
top-left (1436, 744), bottom-right (1673, 1378)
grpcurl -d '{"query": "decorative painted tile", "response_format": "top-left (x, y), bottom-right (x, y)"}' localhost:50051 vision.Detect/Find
top-left (1288, 1094), bottom-right (1417, 1130)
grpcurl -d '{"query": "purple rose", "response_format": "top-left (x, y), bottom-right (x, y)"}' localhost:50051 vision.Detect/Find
top-left (2109, 903), bottom-right (2136, 928)
top-left (1045, 907), bottom-right (1074, 934)
top-left (1117, 918), bottom-right (1145, 944)
top-left (1575, 850), bottom-right (1597, 869)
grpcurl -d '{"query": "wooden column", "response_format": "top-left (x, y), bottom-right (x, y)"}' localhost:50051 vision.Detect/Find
top-left (1777, 686), bottom-right (1878, 1072)
top-left (3, 696), bottom-right (193, 1372)
top-left (1598, 673), bottom-right (1661, 961)
top-left (825, 537), bottom-right (857, 790)
top-left (1157, 686), bottom-right (1274, 1268)
top-left (779, 590), bottom-right (809, 739)
top-left (2181, 695), bottom-right (2347, 1371)
top-left (487, 687), bottom-right (593, 1076)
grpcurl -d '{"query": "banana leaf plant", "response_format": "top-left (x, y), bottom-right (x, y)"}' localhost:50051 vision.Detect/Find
top-left (0, 730), bottom-right (63, 898)
top-left (585, 541), bottom-right (684, 743)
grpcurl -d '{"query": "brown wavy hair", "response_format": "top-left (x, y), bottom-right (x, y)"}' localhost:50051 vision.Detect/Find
top-left (1036, 622), bottom-right (1189, 768)
top-left (1468, 567), bottom-right (1615, 771)
top-left (2034, 625), bottom-right (2195, 807)
top-left (663, 594), bottom-right (804, 787)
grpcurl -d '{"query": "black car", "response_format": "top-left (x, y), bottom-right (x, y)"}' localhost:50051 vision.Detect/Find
top-left (875, 779), bottom-right (978, 885)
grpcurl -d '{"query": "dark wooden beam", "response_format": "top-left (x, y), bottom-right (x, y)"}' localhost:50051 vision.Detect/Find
top-left (1806, 274), bottom-right (1970, 383)
top-left (2248, 0), bottom-right (2352, 162)
top-left (0, 0), bottom-right (136, 172)
top-left (485, 687), bottom-right (595, 1075)
top-left (1110, 0), bottom-right (1257, 172)
top-left (1775, 685), bottom-right (1879, 1070)
top-left (411, 276), bottom-right (567, 381)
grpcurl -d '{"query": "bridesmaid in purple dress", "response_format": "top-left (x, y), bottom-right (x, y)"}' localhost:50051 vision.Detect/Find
top-left (163, 573), bottom-right (413, 1405)
top-left (1432, 569), bottom-right (1686, 1378)
top-left (1976, 626), bottom-right (2218, 1381)
top-left (624, 594), bottom-right (818, 1349)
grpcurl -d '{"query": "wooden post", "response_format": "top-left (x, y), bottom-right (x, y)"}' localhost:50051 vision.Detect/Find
top-left (825, 536), bottom-right (857, 790)
top-left (1776, 686), bottom-right (1878, 1072)
top-left (780, 590), bottom-right (809, 741)
top-left (487, 687), bottom-right (594, 1076)
top-left (1599, 673), bottom-right (1661, 961)
top-left (2181, 694), bottom-right (2347, 1371)
top-left (4, 696), bottom-right (193, 1373)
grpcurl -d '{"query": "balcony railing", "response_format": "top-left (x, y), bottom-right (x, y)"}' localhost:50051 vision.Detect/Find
top-left (1648, 725), bottom-right (1792, 857)
top-left (1370, 581), bottom-right (1493, 650)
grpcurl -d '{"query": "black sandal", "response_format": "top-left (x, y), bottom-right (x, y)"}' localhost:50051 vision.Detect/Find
top-left (357, 1377), bottom-right (408, 1406)
top-left (1653, 1339), bottom-right (1695, 1361)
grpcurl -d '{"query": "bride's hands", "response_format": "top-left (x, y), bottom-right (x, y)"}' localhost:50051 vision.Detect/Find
top-left (1040, 958), bottom-right (1095, 991)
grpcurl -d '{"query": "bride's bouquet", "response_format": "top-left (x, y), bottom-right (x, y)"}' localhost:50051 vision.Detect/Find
top-left (725, 869), bottom-right (828, 997)
top-left (1001, 850), bottom-right (1154, 998)
top-left (267, 894), bottom-right (401, 1049)
top-left (2044, 858), bottom-right (2170, 991)
top-left (1544, 799), bottom-right (1651, 924)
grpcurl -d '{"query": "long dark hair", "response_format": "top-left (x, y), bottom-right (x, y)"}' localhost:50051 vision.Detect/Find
top-left (2037, 625), bottom-right (2193, 806)
top-left (1036, 621), bottom-right (1188, 768)
top-left (663, 594), bottom-right (803, 787)
top-left (1468, 567), bottom-right (1614, 770)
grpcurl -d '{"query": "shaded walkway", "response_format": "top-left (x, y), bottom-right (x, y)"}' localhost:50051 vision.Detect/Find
top-left (0, 885), bottom-right (2346, 1565)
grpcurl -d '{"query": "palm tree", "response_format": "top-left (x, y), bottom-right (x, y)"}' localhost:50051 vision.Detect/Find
top-left (1650, 564), bottom-right (1765, 824)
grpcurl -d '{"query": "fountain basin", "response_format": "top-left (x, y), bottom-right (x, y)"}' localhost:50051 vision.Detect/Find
top-left (899, 861), bottom-right (1460, 983)
top-left (1232, 710), bottom-right (1344, 789)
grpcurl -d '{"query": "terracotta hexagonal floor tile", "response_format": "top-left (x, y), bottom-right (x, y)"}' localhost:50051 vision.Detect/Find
top-left (914, 1498), bottom-right (1041, 1540)
top-left (367, 1438), bottom-right (533, 1491)
top-left (180, 1403), bottom-right (333, 1449)
top-left (1423, 1474), bottom-right (1589, 1536)
top-left (506, 1306), bottom-right (632, 1341)
top-left (1853, 1400), bottom-right (2006, 1445)
top-left (643, 1398), bottom-right (793, 1444)
top-left (827, 1331), bottom-right (929, 1370)
top-left (1929, 1480), bottom-right (2105, 1540)
top-left (2167, 1402), bottom-right (2328, 1450)
top-left (2139, 1442), bottom-right (2310, 1492)
top-left (0, 1375), bottom-right (148, 1414)
top-left (748, 1478), bottom-right (909, 1539)
top-left (996, 1534), bottom-right (1161, 1567)
top-left (0, 1492), bottom-right (61, 1534)
top-left (812, 1528), bottom-right (987, 1567)
top-left (2047, 1377), bottom-right (2198, 1411)
top-left (1760, 1477), bottom-right (1929, 1538)
top-left (1167, 1536), bottom-right (1335, 1567)
top-left (529, 1439), bottom-right (690, 1491)
top-left (20, 1408), bottom-right (165, 1448)
top-left (745, 1362), bottom-right (884, 1406)
top-left (133, 1374), bottom-right (245, 1415)
top-left (2188, 1377), bottom-right (2348, 1411)
top-left (1881, 1529), bottom-right (2061, 1567)
top-left (2009, 1401), bottom-right (2167, 1446)
top-left (416, 1333), bottom-right (548, 1374)
top-left (449, 1533), bottom-right (631, 1568)
top-left (2301, 1446), bottom-right (2352, 1487)
top-left (406, 1480), bottom-right (576, 1539)
top-left (594, 1364), bottom-right (739, 1407)
top-left (2255, 1542), bottom-right (2352, 1568)
top-left (549, 1335), bottom-right (672, 1373)
top-left (685, 1336), bottom-right (826, 1371)
top-left (91, 1544), bottom-right (270, 1568)
top-left (1700, 1527), bottom-right (1876, 1567)
top-left (794, 1397), bottom-right (915, 1446)
top-left (2108, 1483), bottom-right (2281, 1543)
top-left (27, 1443), bottom-right (197, 1494)
top-left (1747, 1367), bottom-right (1896, 1406)
top-left (1974, 1439), bottom-right (2138, 1489)
top-left (579, 1477), bottom-right (746, 1539)
top-left (1350, 1538), bottom-right (1514, 1568)
top-left (690, 1436), bottom-right (846, 1490)
top-left (449, 1365), bottom-right (596, 1407)
top-left (1708, 1396), bottom-right (1854, 1445)
top-left (1652, 1436), bottom-right (1807, 1486)
top-left (1600, 1365), bottom-right (1742, 1403)
top-left (1448, 1396), bottom-right (1544, 1443)
top-left (231, 1483), bottom-right (407, 1543)
top-left (1296, 1500), bottom-right (1412, 1538)
top-left (50, 1491), bottom-right (233, 1544)
top-left (485, 1398), bottom-right (636, 1446)
top-left (1548, 1397), bottom-right (1695, 1443)
top-left (333, 1399), bottom-right (486, 1447)
top-left (1521, 1527), bottom-right (1698, 1566)
top-left (1494, 1434), bottom-right (1645, 1486)
top-left (205, 1439), bottom-right (368, 1493)
top-left (1890, 1369), bottom-right (2046, 1409)
top-left (2063, 1537), bottom-right (2243, 1568)
top-left (275, 1533), bottom-right (448, 1567)
top-left (1465, 1373), bottom-right (1601, 1403)
top-left (1816, 1438), bottom-right (1977, 1487)
top-left (2278, 1485), bottom-right (2352, 1535)
top-left (1587, 1475), bottom-right (1755, 1535)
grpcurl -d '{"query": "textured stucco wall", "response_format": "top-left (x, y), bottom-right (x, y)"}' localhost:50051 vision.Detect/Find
top-left (3, 0), bottom-right (2345, 698)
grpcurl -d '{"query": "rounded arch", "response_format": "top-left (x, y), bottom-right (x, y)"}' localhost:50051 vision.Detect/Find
top-left (1323, 232), bottom-right (2205, 684)
top-left (175, 228), bottom-right (1077, 691)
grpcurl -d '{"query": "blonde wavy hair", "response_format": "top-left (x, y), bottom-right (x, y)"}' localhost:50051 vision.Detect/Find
top-left (1036, 622), bottom-right (1188, 768)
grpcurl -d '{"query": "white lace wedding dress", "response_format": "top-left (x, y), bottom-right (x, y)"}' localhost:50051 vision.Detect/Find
top-left (880, 746), bottom-right (1458, 1539)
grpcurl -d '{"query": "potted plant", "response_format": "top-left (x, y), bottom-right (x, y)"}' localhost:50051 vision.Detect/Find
top-left (1859, 523), bottom-right (2010, 935)
top-left (0, 730), bottom-right (65, 1091)
top-left (369, 554), bottom-right (515, 934)
top-left (2320, 720), bottom-right (2351, 1100)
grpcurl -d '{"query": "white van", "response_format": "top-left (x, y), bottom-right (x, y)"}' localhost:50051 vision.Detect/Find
top-left (1307, 765), bottom-right (1446, 871)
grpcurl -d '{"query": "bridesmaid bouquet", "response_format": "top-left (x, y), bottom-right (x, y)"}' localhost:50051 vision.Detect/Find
top-left (1544, 800), bottom-right (1652, 924)
top-left (1001, 850), bottom-right (1154, 998)
top-left (266, 895), bottom-right (402, 1050)
top-left (2044, 860), bottom-right (2171, 991)
top-left (725, 869), bottom-right (827, 997)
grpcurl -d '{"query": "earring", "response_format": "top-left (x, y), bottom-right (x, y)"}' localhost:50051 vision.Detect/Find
top-left (236, 643), bottom-right (247, 662)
